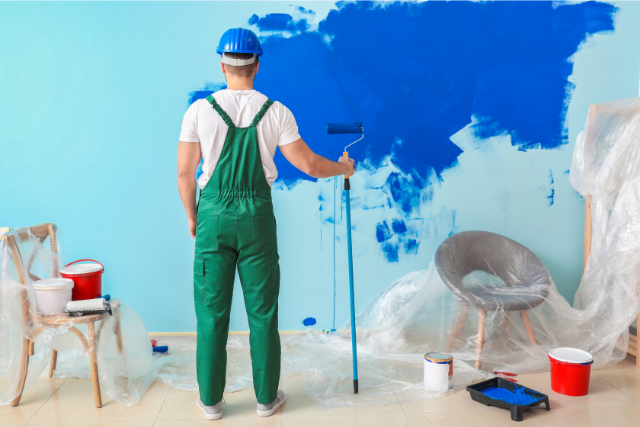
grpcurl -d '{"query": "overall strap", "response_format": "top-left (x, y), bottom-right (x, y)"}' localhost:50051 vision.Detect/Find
top-left (206, 95), bottom-right (235, 127)
top-left (250, 99), bottom-right (274, 127)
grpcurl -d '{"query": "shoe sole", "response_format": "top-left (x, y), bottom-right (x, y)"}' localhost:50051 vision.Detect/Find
top-left (196, 399), bottom-right (222, 420)
top-left (256, 396), bottom-right (286, 417)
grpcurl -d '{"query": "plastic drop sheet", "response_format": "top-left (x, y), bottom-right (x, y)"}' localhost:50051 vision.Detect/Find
top-left (2, 98), bottom-right (640, 408)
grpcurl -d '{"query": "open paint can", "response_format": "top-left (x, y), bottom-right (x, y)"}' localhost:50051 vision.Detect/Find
top-left (424, 352), bottom-right (453, 392)
top-left (60, 259), bottom-right (104, 301)
top-left (549, 347), bottom-right (593, 396)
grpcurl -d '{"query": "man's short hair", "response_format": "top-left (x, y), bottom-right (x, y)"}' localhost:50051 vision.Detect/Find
top-left (222, 52), bottom-right (259, 77)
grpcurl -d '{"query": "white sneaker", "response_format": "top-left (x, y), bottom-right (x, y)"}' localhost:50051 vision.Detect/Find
top-left (196, 398), bottom-right (223, 420)
top-left (256, 389), bottom-right (286, 417)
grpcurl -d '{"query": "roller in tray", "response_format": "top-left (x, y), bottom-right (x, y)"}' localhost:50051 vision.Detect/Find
top-left (466, 377), bottom-right (550, 422)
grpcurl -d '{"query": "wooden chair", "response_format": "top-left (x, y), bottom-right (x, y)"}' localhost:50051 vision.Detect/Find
top-left (435, 231), bottom-right (551, 369)
top-left (5, 223), bottom-right (122, 408)
top-left (584, 197), bottom-right (640, 368)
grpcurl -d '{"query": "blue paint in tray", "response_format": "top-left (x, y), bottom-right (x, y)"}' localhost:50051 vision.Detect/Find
top-left (482, 386), bottom-right (542, 405)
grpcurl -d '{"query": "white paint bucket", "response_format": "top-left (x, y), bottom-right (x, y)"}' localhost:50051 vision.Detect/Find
top-left (32, 278), bottom-right (74, 315)
top-left (424, 352), bottom-right (453, 392)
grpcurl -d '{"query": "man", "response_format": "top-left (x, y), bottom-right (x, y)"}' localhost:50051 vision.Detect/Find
top-left (177, 28), bottom-right (355, 420)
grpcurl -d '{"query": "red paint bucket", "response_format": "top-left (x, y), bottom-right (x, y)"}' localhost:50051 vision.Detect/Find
top-left (60, 259), bottom-right (104, 301)
top-left (549, 348), bottom-right (594, 396)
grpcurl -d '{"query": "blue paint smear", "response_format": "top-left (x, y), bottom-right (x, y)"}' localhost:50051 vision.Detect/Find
top-left (252, 13), bottom-right (309, 32)
top-left (549, 169), bottom-right (555, 185)
top-left (548, 188), bottom-right (555, 206)
top-left (405, 239), bottom-right (419, 254)
top-left (392, 219), bottom-right (407, 234)
top-left (382, 243), bottom-right (399, 263)
top-left (376, 221), bottom-right (392, 243)
top-left (386, 172), bottom-right (421, 214)
top-left (482, 386), bottom-right (542, 405)
top-left (252, 1), bottom-right (615, 182)
top-left (302, 317), bottom-right (316, 327)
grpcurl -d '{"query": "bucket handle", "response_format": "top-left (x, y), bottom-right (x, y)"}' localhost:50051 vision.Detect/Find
top-left (64, 259), bottom-right (104, 271)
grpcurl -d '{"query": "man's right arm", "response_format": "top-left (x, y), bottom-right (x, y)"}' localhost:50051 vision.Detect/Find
top-left (279, 138), bottom-right (355, 179)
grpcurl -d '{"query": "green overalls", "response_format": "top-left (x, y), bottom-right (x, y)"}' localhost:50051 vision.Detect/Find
top-left (194, 95), bottom-right (280, 406)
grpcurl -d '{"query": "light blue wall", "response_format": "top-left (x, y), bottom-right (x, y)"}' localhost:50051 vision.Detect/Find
top-left (1, 2), bottom-right (639, 332)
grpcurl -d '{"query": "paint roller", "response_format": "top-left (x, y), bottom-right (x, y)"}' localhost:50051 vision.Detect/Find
top-left (65, 298), bottom-right (113, 317)
top-left (326, 121), bottom-right (364, 394)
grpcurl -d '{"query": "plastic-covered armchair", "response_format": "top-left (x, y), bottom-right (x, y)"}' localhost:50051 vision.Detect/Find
top-left (435, 231), bottom-right (551, 369)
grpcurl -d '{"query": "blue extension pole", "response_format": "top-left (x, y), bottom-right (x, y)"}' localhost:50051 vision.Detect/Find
top-left (327, 121), bottom-right (363, 394)
top-left (345, 177), bottom-right (358, 394)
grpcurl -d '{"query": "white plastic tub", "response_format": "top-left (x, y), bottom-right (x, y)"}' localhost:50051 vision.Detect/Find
top-left (32, 278), bottom-right (74, 315)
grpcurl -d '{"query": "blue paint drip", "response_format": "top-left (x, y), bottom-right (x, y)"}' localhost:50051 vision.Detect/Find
top-left (249, 1), bottom-right (615, 183)
top-left (382, 243), bottom-right (399, 262)
top-left (549, 169), bottom-right (555, 184)
top-left (392, 219), bottom-right (407, 234)
top-left (482, 386), bottom-right (542, 405)
top-left (302, 317), bottom-right (316, 327)
top-left (376, 221), bottom-right (392, 243)
top-left (548, 188), bottom-right (555, 206)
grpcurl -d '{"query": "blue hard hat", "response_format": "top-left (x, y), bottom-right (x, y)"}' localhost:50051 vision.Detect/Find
top-left (217, 28), bottom-right (263, 57)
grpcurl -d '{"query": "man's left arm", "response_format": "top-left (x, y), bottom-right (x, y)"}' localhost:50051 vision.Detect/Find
top-left (177, 141), bottom-right (202, 238)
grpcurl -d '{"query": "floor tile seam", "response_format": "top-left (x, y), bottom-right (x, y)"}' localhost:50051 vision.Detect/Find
top-left (597, 373), bottom-right (640, 404)
top-left (392, 388), bottom-right (411, 424)
top-left (152, 385), bottom-right (172, 426)
top-left (23, 379), bottom-right (67, 425)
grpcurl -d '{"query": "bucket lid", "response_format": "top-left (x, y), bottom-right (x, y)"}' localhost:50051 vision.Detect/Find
top-left (33, 278), bottom-right (74, 290)
top-left (425, 352), bottom-right (453, 363)
top-left (549, 347), bottom-right (594, 364)
top-left (60, 262), bottom-right (103, 275)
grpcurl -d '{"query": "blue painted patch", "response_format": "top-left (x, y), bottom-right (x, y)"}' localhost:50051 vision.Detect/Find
top-left (405, 239), bottom-right (419, 254)
top-left (302, 317), bottom-right (316, 327)
top-left (251, 1), bottom-right (615, 183)
top-left (382, 243), bottom-right (399, 262)
top-left (252, 13), bottom-right (309, 32)
top-left (392, 219), bottom-right (407, 234)
top-left (386, 172), bottom-right (421, 214)
top-left (376, 221), bottom-right (392, 243)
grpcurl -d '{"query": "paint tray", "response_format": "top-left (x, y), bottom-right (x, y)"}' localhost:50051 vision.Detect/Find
top-left (466, 378), bottom-right (550, 422)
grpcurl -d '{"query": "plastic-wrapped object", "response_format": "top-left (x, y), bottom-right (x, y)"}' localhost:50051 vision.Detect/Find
top-left (0, 228), bottom-right (159, 406)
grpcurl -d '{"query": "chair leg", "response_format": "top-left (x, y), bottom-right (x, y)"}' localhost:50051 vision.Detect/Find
top-left (520, 310), bottom-right (538, 345)
top-left (87, 322), bottom-right (102, 408)
top-left (11, 337), bottom-right (31, 407)
top-left (114, 314), bottom-right (123, 354)
top-left (49, 350), bottom-right (58, 378)
top-left (475, 309), bottom-right (487, 370)
top-left (446, 305), bottom-right (469, 351)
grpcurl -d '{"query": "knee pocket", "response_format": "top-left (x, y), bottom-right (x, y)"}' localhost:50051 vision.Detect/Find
top-left (252, 215), bottom-right (278, 254)
top-left (194, 256), bottom-right (205, 303)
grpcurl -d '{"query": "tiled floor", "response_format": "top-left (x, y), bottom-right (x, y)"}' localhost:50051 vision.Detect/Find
top-left (2, 355), bottom-right (639, 426)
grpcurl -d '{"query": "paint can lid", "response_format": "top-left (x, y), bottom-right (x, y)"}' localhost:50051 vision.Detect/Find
top-left (33, 278), bottom-right (74, 290)
top-left (549, 347), bottom-right (594, 364)
top-left (425, 352), bottom-right (453, 363)
top-left (60, 262), bottom-right (103, 275)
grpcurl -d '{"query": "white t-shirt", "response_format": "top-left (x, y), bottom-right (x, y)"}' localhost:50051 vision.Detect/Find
top-left (179, 89), bottom-right (301, 189)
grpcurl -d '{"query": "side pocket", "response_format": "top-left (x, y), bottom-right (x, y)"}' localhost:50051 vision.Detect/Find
top-left (195, 214), bottom-right (219, 251)
top-left (252, 215), bottom-right (278, 254)
top-left (194, 256), bottom-right (205, 303)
